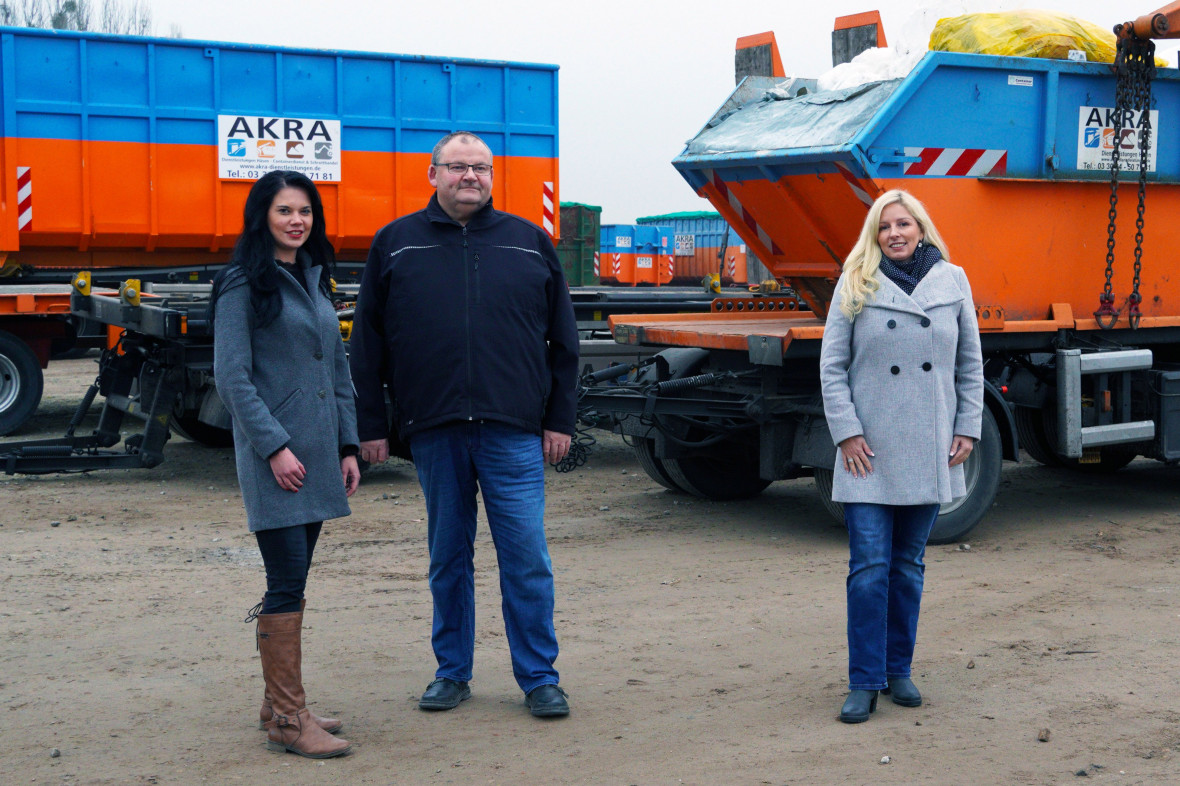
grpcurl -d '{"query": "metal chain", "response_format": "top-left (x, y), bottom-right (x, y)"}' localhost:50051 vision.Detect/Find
top-left (1128, 38), bottom-right (1155, 329)
top-left (1098, 34), bottom-right (1155, 329)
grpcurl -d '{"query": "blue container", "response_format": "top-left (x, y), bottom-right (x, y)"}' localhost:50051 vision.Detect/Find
top-left (600, 224), bottom-right (672, 285)
top-left (670, 51), bottom-right (1180, 316)
top-left (636, 211), bottom-right (747, 284)
top-left (0, 26), bottom-right (560, 266)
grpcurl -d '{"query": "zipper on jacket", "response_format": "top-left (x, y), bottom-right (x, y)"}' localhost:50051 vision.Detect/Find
top-left (463, 226), bottom-right (474, 421)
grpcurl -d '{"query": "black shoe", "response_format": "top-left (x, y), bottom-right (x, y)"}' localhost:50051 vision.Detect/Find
top-left (883, 677), bottom-right (922, 707)
top-left (418, 678), bottom-right (471, 711)
top-left (838, 690), bottom-right (879, 723)
top-left (525, 684), bottom-right (570, 718)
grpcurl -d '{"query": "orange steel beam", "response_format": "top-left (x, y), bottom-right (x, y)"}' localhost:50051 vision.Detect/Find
top-left (735, 32), bottom-right (785, 78)
top-left (607, 301), bottom-right (1180, 358)
top-left (1119, 1), bottom-right (1180, 39)
top-left (833, 11), bottom-right (888, 47)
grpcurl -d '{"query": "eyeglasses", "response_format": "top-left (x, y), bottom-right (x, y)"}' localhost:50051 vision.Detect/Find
top-left (435, 162), bottom-right (493, 176)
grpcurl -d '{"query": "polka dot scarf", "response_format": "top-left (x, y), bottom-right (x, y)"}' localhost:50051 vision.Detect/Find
top-left (878, 241), bottom-right (941, 296)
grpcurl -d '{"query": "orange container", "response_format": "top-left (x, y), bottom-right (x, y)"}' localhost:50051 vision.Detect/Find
top-left (599, 225), bottom-right (673, 286)
top-left (0, 27), bottom-right (559, 282)
top-left (674, 51), bottom-right (1180, 324)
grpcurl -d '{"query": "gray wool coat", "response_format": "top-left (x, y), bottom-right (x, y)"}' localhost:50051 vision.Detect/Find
top-left (213, 258), bottom-right (359, 532)
top-left (819, 260), bottom-right (984, 506)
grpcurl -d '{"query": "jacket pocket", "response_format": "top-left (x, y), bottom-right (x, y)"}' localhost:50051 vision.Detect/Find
top-left (271, 388), bottom-right (304, 419)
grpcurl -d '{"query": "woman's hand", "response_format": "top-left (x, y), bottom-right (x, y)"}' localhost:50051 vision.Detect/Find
top-left (838, 435), bottom-right (874, 478)
top-left (341, 455), bottom-right (360, 497)
top-left (269, 447), bottom-right (306, 492)
top-left (948, 435), bottom-right (975, 467)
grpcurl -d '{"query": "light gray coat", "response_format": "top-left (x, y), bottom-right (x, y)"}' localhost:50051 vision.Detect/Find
top-left (820, 260), bottom-right (984, 505)
top-left (213, 258), bottom-right (359, 531)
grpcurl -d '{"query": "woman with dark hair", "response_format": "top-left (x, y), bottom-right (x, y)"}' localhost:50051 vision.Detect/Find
top-left (212, 170), bottom-right (359, 758)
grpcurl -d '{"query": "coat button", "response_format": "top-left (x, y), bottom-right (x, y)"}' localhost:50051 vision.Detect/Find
top-left (922, 362), bottom-right (932, 371)
top-left (317, 390), bottom-right (327, 399)
top-left (891, 365), bottom-right (900, 375)
top-left (887, 319), bottom-right (896, 329)
top-left (314, 351), bottom-right (324, 360)
top-left (920, 317), bottom-right (931, 327)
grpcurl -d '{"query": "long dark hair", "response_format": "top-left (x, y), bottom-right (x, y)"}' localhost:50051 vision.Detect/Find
top-left (211, 170), bottom-right (335, 328)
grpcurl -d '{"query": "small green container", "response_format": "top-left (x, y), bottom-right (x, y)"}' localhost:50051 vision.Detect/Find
top-left (557, 202), bottom-right (602, 286)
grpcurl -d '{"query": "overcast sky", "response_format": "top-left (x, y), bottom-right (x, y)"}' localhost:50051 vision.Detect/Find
top-left (147, 0), bottom-right (1158, 224)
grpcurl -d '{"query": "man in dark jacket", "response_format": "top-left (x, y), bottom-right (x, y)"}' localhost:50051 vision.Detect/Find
top-left (350, 131), bottom-right (579, 718)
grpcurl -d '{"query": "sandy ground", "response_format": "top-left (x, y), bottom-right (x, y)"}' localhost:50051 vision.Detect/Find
top-left (2, 356), bottom-right (1180, 785)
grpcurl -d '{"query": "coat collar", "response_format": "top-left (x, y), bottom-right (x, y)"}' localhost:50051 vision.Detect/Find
top-left (425, 193), bottom-right (497, 229)
top-left (870, 261), bottom-right (962, 316)
top-left (276, 249), bottom-right (323, 303)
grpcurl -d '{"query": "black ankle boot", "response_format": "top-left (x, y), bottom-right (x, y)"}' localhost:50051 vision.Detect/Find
top-left (838, 689), bottom-right (879, 723)
top-left (883, 677), bottom-right (922, 707)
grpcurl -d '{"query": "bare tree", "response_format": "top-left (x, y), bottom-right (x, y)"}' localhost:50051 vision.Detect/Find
top-left (1, 0), bottom-right (164, 35)
top-left (18, 0), bottom-right (48, 28)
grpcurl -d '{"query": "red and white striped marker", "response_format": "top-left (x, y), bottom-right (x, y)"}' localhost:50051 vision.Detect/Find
top-left (17, 166), bottom-right (32, 231)
top-left (666, 255), bottom-right (675, 282)
top-left (727, 255), bottom-right (736, 278)
top-left (593, 251), bottom-right (600, 278)
top-left (705, 170), bottom-right (783, 256)
top-left (903, 147), bottom-right (1007, 177)
top-left (833, 161), bottom-right (876, 207)
top-left (611, 253), bottom-right (622, 276)
top-left (542, 181), bottom-right (555, 237)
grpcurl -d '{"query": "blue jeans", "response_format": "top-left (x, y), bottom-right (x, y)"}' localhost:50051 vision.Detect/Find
top-left (255, 522), bottom-right (323, 614)
top-left (844, 502), bottom-right (939, 691)
top-left (410, 421), bottom-right (559, 693)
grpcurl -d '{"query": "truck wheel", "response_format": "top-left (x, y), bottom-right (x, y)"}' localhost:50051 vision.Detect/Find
top-left (662, 437), bottom-right (771, 501)
top-left (631, 437), bottom-right (683, 492)
top-left (0, 329), bottom-right (44, 436)
top-left (169, 412), bottom-right (234, 447)
top-left (169, 384), bottom-right (233, 447)
top-left (811, 407), bottom-right (1003, 544)
top-left (1013, 405), bottom-right (1063, 467)
top-left (1022, 403), bottom-right (1138, 472)
top-left (930, 406), bottom-right (1002, 544)
top-left (811, 466), bottom-right (844, 523)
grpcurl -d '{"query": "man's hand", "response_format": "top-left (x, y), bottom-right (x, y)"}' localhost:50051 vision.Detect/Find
top-left (542, 429), bottom-right (572, 466)
top-left (269, 447), bottom-right (306, 492)
top-left (360, 438), bottom-right (389, 464)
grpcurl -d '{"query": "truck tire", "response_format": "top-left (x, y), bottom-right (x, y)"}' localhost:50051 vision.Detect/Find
top-left (811, 407), bottom-right (1003, 544)
top-left (169, 411), bottom-right (234, 447)
top-left (1013, 405), bottom-right (1064, 467)
top-left (0, 329), bottom-right (44, 436)
top-left (662, 436), bottom-right (771, 501)
top-left (169, 384), bottom-right (233, 447)
top-left (811, 466), bottom-right (844, 523)
top-left (931, 406), bottom-right (1002, 543)
top-left (1018, 403), bottom-right (1137, 472)
top-left (631, 437), bottom-right (683, 492)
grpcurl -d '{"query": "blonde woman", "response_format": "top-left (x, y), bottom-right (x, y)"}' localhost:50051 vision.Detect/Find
top-left (819, 189), bottom-right (983, 723)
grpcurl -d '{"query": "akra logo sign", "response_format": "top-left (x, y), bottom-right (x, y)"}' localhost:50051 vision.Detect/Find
top-left (1076, 106), bottom-right (1156, 173)
top-left (217, 114), bottom-right (342, 182)
top-left (224, 117), bottom-right (335, 142)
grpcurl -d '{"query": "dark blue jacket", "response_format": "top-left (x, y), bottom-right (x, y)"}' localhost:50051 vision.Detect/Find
top-left (349, 195), bottom-right (579, 444)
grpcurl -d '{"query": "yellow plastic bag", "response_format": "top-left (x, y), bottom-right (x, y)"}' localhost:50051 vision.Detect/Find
top-left (930, 10), bottom-right (1167, 66)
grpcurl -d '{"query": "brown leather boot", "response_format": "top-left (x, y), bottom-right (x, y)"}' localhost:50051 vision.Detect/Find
top-left (253, 601), bottom-right (342, 733)
top-left (257, 611), bottom-right (351, 758)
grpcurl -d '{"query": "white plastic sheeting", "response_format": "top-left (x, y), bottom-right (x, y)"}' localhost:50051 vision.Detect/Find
top-left (683, 80), bottom-right (900, 156)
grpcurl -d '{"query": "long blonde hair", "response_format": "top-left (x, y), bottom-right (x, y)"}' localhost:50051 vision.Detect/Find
top-left (837, 189), bottom-right (949, 320)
